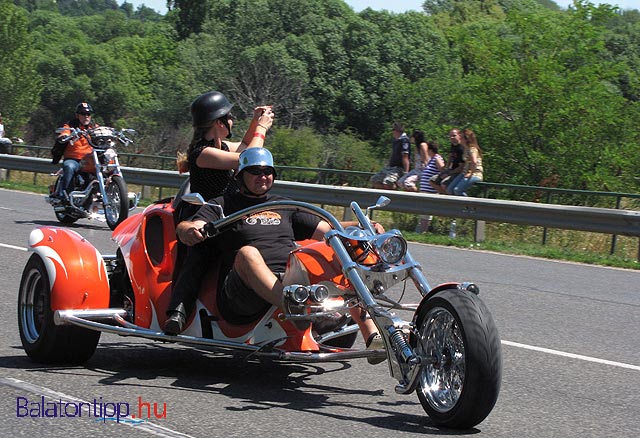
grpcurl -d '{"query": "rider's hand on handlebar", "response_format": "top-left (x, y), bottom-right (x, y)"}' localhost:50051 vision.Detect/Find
top-left (371, 221), bottom-right (385, 234)
top-left (176, 219), bottom-right (208, 246)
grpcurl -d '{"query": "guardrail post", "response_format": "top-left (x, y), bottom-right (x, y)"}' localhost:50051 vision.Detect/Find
top-left (474, 220), bottom-right (485, 242)
top-left (141, 185), bottom-right (152, 200)
top-left (542, 192), bottom-right (551, 245)
top-left (610, 195), bottom-right (622, 255)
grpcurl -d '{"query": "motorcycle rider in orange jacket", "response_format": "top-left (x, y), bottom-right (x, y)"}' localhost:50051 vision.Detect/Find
top-left (51, 102), bottom-right (99, 203)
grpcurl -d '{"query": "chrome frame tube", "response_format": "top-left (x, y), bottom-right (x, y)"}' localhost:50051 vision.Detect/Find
top-left (53, 309), bottom-right (385, 363)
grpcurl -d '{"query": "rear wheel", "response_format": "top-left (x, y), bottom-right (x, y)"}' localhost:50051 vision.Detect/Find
top-left (104, 175), bottom-right (128, 230)
top-left (52, 178), bottom-right (78, 224)
top-left (413, 289), bottom-right (502, 429)
top-left (18, 254), bottom-right (100, 364)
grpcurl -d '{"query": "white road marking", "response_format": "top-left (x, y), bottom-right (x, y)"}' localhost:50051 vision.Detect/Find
top-left (1, 377), bottom-right (195, 438)
top-left (3, 238), bottom-right (637, 372)
top-left (502, 340), bottom-right (640, 371)
top-left (0, 243), bottom-right (27, 251)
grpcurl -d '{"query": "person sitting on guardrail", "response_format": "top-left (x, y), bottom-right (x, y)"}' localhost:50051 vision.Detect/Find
top-left (417, 140), bottom-right (445, 232)
top-left (429, 128), bottom-right (465, 194)
top-left (446, 128), bottom-right (484, 196)
top-left (397, 129), bottom-right (429, 192)
top-left (369, 121), bottom-right (411, 190)
top-left (50, 102), bottom-right (99, 204)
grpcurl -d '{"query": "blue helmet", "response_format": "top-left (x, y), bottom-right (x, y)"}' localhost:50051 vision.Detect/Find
top-left (237, 148), bottom-right (276, 176)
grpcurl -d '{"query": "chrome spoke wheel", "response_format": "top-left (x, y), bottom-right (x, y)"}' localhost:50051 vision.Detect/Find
top-left (104, 184), bottom-right (121, 223)
top-left (416, 306), bottom-right (465, 413)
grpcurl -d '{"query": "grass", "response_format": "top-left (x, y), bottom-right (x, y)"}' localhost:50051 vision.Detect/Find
top-left (2, 171), bottom-right (638, 270)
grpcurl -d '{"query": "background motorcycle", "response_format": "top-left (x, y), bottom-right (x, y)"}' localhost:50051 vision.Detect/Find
top-left (45, 126), bottom-right (138, 230)
top-left (18, 195), bottom-right (502, 429)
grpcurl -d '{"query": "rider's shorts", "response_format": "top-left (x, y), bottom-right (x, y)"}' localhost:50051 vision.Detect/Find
top-left (219, 270), bottom-right (284, 324)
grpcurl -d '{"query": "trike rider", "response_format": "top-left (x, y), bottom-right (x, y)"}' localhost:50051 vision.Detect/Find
top-left (164, 148), bottom-right (385, 362)
top-left (50, 102), bottom-right (98, 204)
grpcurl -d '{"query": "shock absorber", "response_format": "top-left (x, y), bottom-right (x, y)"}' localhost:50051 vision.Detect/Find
top-left (387, 326), bottom-right (416, 364)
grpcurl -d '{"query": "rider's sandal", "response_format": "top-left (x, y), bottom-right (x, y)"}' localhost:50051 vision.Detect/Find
top-left (366, 333), bottom-right (386, 365)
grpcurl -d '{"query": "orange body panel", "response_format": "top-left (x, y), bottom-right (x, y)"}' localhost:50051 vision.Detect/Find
top-left (28, 227), bottom-right (109, 310)
top-left (112, 202), bottom-right (329, 351)
top-left (289, 241), bottom-right (351, 289)
top-left (112, 203), bottom-right (177, 328)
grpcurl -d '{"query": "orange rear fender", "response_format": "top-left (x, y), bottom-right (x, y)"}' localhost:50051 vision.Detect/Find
top-left (28, 227), bottom-right (109, 311)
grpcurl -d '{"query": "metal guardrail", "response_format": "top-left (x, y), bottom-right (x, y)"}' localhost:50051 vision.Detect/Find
top-left (7, 144), bottom-right (640, 204)
top-left (2, 154), bottom-right (639, 238)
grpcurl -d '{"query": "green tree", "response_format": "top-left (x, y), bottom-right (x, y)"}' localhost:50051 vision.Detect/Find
top-left (0, 0), bottom-right (42, 136)
top-left (445, 3), bottom-right (638, 191)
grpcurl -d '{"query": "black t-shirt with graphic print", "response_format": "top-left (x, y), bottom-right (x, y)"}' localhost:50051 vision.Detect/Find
top-left (193, 192), bottom-right (321, 273)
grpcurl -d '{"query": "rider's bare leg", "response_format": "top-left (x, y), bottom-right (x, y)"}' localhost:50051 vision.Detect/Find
top-left (234, 245), bottom-right (383, 352)
top-left (233, 246), bottom-right (284, 309)
top-left (350, 308), bottom-right (379, 340)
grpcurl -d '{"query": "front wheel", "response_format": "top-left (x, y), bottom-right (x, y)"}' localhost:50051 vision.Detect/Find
top-left (104, 175), bottom-right (128, 230)
top-left (413, 289), bottom-right (502, 429)
top-left (18, 254), bottom-right (100, 364)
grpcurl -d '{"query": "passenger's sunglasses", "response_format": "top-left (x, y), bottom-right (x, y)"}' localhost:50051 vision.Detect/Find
top-left (244, 167), bottom-right (274, 176)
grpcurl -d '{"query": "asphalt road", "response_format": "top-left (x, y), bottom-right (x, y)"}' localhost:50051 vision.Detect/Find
top-left (0, 188), bottom-right (639, 437)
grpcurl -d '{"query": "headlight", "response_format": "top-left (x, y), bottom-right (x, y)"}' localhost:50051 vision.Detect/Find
top-left (283, 285), bottom-right (309, 304)
top-left (309, 285), bottom-right (329, 303)
top-left (372, 233), bottom-right (407, 264)
top-left (103, 148), bottom-right (117, 161)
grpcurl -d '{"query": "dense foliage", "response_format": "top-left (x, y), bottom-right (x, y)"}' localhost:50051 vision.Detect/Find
top-left (1, 0), bottom-right (639, 193)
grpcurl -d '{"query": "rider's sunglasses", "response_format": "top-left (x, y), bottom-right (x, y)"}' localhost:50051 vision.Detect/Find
top-left (244, 167), bottom-right (274, 176)
top-left (77, 112), bottom-right (92, 116)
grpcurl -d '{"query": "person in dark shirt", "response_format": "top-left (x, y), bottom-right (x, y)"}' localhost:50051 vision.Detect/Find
top-left (429, 128), bottom-right (465, 194)
top-left (164, 149), bottom-right (384, 362)
top-left (174, 91), bottom-right (274, 220)
top-left (369, 122), bottom-right (411, 190)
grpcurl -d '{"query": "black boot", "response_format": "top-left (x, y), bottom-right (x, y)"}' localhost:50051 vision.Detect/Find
top-left (164, 303), bottom-right (187, 335)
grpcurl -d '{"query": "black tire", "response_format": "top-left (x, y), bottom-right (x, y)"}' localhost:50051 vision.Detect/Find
top-left (18, 254), bottom-right (100, 364)
top-left (413, 289), bottom-right (502, 429)
top-left (52, 178), bottom-right (78, 224)
top-left (55, 210), bottom-right (79, 224)
top-left (104, 175), bottom-right (128, 230)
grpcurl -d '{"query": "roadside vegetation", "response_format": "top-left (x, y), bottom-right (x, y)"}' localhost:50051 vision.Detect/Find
top-left (1, 0), bottom-right (639, 197)
top-left (2, 174), bottom-right (637, 270)
top-left (1, 0), bottom-right (638, 269)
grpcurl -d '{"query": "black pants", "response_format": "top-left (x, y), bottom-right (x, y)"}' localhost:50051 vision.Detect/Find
top-left (167, 242), bottom-right (213, 318)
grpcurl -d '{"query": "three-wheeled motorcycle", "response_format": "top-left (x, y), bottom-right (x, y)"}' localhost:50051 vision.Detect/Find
top-left (18, 195), bottom-right (502, 429)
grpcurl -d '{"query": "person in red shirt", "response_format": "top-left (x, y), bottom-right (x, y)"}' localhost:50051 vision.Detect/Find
top-left (51, 102), bottom-right (98, 203)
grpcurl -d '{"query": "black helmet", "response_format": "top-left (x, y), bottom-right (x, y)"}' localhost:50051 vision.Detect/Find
top-left (75, 102), bottom-right (94, 114)
top-left (190, 91), bottom-right (233, 127)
